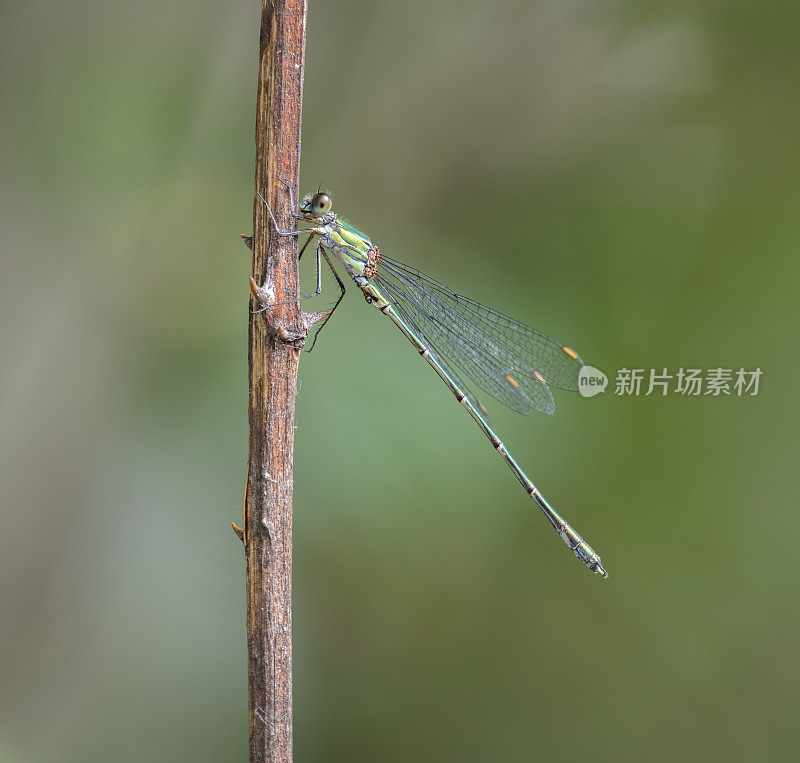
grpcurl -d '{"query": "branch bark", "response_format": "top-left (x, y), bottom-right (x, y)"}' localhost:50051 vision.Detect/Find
top-left (244, 1), bottom-right (307, 761)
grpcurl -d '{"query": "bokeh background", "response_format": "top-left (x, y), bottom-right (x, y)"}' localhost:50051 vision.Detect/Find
top-left (2, 1), bottom-right (798, 761)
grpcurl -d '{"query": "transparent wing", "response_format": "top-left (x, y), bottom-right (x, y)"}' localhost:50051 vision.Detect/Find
top-left (375, 260), bottom-right (558, 415)
top-left (379, 257), bottom-right (584, 392)
top-left (387, 295), bottom-right (493, 420)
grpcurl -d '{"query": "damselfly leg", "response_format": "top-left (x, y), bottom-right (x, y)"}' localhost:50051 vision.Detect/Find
top-left (251, 185), bottom-right (319, 313)
top-left (250, 234), bottom-right (323, 313)
top-left (307, 244), bottom-right (346, 353)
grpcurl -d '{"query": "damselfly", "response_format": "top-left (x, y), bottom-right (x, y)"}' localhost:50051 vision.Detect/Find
top-left (256, 182), bottom-right (607, 577)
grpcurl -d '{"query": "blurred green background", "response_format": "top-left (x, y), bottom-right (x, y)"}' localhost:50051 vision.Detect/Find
top-left (2, 1), bottom-right (798, 761)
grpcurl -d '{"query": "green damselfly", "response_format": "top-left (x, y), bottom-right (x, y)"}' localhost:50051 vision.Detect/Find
top-left (256, 182), bottom-right (607, 577)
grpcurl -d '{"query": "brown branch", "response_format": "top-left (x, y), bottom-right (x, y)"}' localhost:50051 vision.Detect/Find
top-left (244, 1), bottom-right (307, 761)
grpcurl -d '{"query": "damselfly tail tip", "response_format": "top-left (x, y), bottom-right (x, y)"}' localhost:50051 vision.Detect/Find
top-left (594, 560), bottom-right (608, 578)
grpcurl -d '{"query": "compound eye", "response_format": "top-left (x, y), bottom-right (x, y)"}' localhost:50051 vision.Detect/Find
top-left (312, 193), bottom-right (331, 215)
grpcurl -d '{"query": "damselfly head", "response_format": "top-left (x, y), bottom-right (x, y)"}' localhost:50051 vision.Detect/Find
top-left (300, 192), bottom-right (332, 220)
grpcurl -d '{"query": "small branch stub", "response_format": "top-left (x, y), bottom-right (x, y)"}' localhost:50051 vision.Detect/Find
top-left (232, 522), bottom-right (245, 543)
